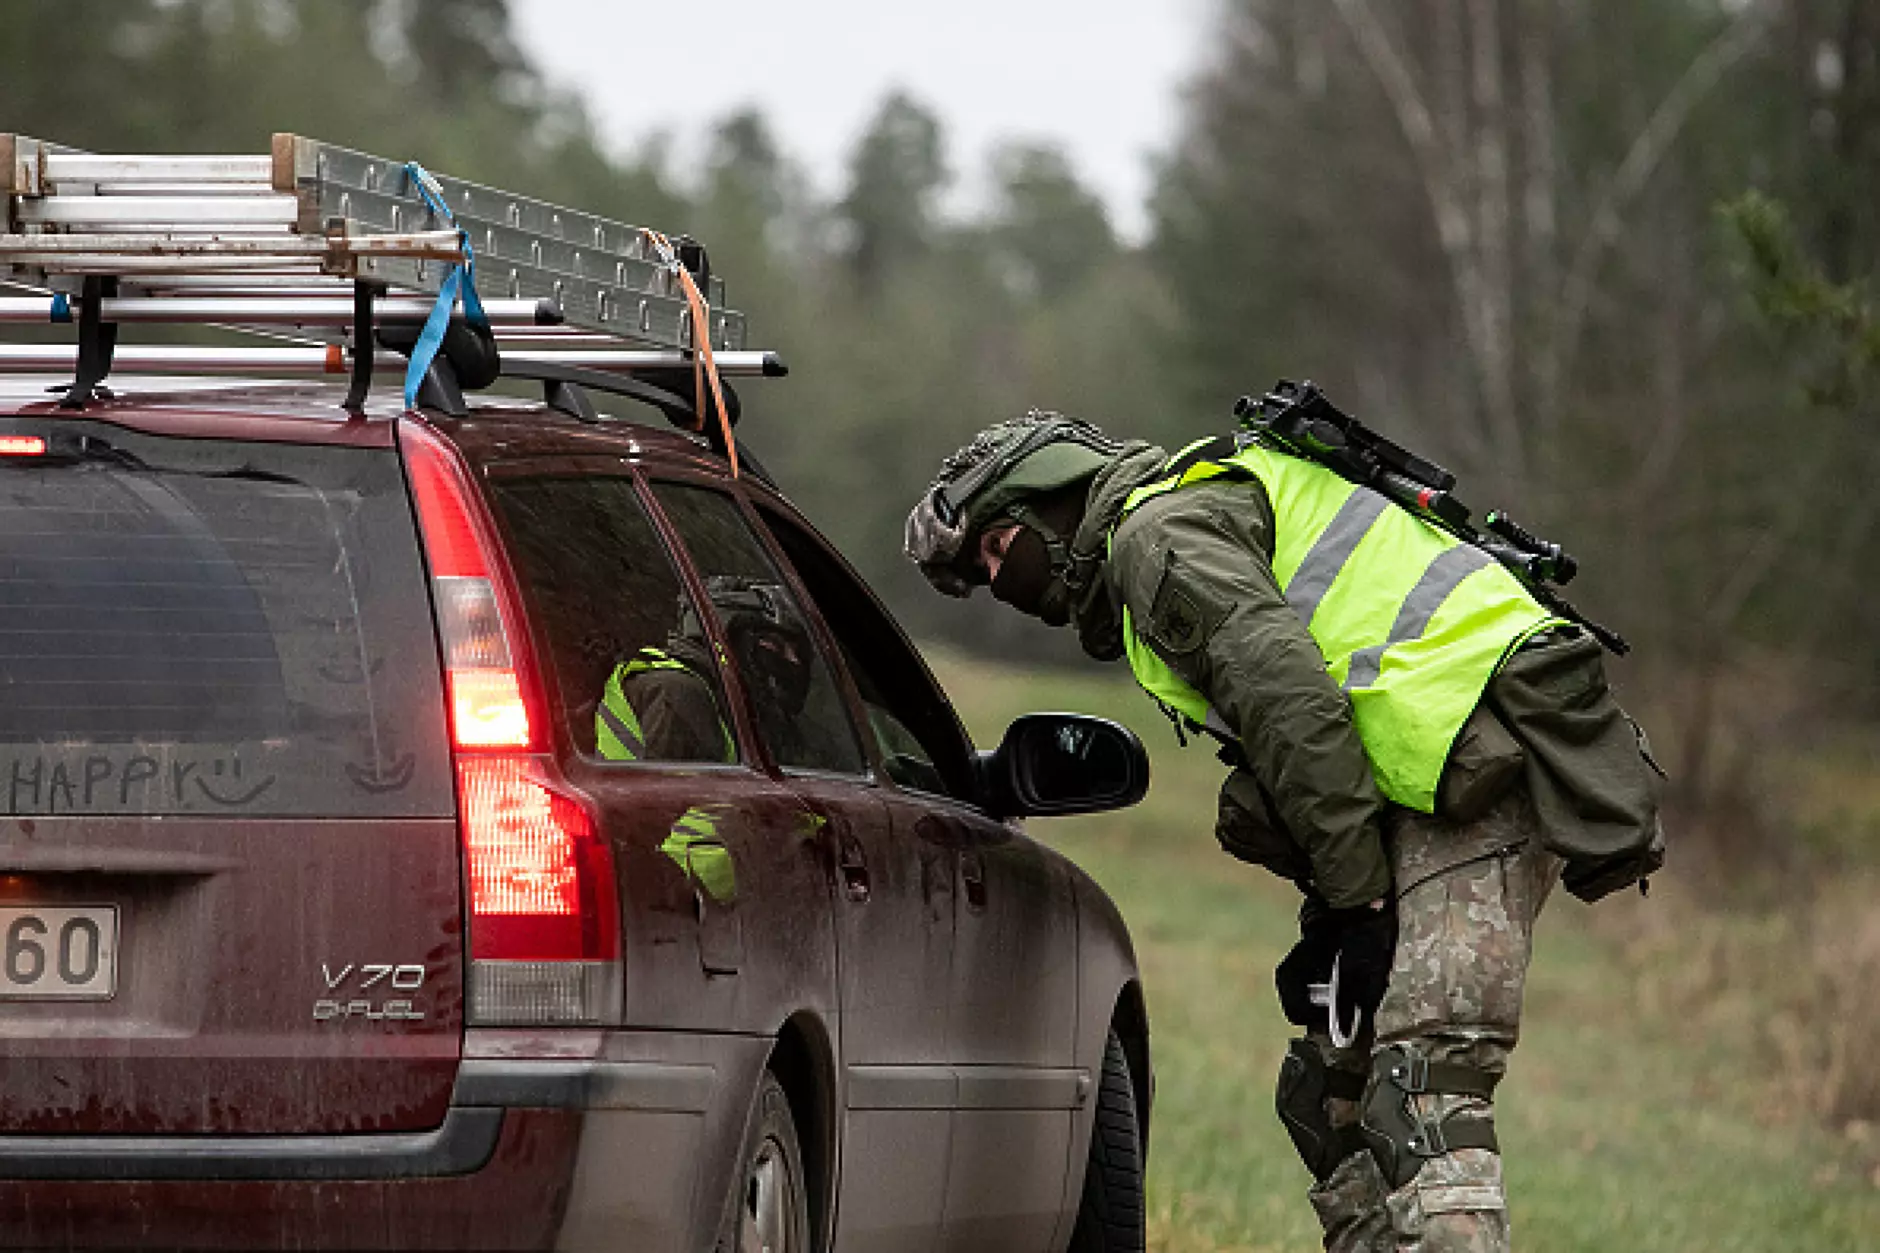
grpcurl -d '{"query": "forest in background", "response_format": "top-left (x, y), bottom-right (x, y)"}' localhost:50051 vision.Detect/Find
top-left (4, 0), bottom-right (1878, 1124)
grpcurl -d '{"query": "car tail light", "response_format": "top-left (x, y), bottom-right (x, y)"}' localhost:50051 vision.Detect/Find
top-left (400, 419), bottom-right (621, 1026)
top-left (431, 577), bottom-right (532, 748)
top-left (0, 435), bottom-right (46, 457)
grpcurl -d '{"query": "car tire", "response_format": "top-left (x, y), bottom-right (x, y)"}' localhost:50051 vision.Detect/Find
top-left (716, 1070), bottom-right (811, 1253)
top-left (1066, 1028), bottom-right (1146, 1253)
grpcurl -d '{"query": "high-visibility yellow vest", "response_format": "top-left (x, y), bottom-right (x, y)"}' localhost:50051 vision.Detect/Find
top-left (1115, 439), bottom-right (1560, 811)
top-left (661, 806), bottom-right (735, 901)
top-left (595, 649), bottom-right (736, 763)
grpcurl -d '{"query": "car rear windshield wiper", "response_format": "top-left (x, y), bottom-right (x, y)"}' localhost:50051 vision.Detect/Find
top-left (210, 465), bottom-right (304, 486)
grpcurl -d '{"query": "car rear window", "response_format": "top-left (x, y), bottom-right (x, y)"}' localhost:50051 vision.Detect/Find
top-left (0, 420), bottom-right (453, 817)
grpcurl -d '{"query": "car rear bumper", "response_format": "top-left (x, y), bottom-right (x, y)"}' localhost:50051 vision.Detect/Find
top-left (0, 1059), bottom-right (711, 1182)
top-left (0, 1032), bottom-right (771, 1251)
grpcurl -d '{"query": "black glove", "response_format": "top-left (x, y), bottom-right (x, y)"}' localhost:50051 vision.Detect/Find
top-left (1325, 902), bottom-right (1396, 1034)
top-left (1274, 922), bottom-right (1338, 1027)
top-left (1274, 900), bottom-right (1396, 1034)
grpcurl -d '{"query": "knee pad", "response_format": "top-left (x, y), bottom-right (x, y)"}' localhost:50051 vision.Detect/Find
top-left (1358, 1044), bottom-right (1502, 1189)
top-left (1275, 1038), bottom-right (1366, 1182)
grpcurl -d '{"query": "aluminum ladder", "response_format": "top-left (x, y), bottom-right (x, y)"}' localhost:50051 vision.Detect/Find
top-left (0, 132), bottom-right (777, 403)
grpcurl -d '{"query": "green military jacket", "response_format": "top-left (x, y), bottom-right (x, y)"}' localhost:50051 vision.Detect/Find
top-left (1067, 446), bottom-right (1392, 908)
top-left (1064, 443), bottom-right (1663, 909)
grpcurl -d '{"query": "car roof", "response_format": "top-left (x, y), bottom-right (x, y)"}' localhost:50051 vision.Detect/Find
top-left (435, 392), bottom-right (743, 476)
top-left (0, 374), bottom-right (744, 475)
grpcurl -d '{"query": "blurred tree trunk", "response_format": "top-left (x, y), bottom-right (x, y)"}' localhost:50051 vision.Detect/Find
top-left (1328, 0), bottom-right (1780, 496)
top-left (837, 93), bottom-right (948, 296)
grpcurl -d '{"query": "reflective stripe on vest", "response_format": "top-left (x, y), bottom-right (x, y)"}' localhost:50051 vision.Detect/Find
top-left (1115, 440), bottom-right (1560, 811)
top-left (595, 649), bottom-right (735, 763)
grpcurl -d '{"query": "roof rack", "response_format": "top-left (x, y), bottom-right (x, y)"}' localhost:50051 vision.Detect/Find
top-left (0, 133), bottom-right (782, 444)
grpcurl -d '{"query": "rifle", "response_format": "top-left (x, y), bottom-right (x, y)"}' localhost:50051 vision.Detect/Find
top-left (1234, 380), bottom-right (1629, 656)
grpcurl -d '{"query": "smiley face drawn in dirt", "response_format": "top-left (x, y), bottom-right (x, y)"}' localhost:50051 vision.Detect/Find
top-left (182, 754), bottom-right (278, 808)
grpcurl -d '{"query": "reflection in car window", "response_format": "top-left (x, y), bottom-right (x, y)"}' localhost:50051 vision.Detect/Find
top-left (651, 485), bottom-right (866, 777)
top-left (755, 505), bottom-right (976, 801)
top-left (487, 476), bottom-right (736, 765)
top-left (865, 705), bottom-right (950, 797)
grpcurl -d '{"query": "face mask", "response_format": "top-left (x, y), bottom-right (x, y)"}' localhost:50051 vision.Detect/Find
top-left (990, 526), bottom-right (1070, 625)
top-left (737, 625), bottom-right (813, 716)
top-left (1034, 576), bottom-right (1074, 628)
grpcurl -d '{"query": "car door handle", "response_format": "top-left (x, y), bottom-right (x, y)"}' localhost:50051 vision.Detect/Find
top-left (837, 831), bottom-right (870, 902)
top-left (960, 849), bottom-right (986, 911)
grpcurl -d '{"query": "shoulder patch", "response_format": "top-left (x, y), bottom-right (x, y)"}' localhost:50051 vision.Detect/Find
top-left (1147, 555), bottom-right (1220, 656)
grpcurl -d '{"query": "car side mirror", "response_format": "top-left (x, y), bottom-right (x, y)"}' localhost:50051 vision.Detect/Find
top-left (976, 713), bottom-right (1150, 820)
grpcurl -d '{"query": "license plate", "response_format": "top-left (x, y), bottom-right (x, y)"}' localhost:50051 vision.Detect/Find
top-left (0, 905), bottom-right (118, 999)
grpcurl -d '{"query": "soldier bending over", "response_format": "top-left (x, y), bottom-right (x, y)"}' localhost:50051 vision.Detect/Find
top-left (904, 412), bottom-right (1664, 1252)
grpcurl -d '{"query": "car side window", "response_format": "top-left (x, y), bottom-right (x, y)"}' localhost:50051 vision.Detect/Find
top-left (650, 483), bottom-right (867, 777)
top-left (486, 474), bottom-right (738, 766)
top-left (755, 504), bottom-right (978, 802)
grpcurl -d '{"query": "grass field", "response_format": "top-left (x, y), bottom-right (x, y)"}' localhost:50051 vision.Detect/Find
top-left (926, 648), bottom-right (1880, 1253)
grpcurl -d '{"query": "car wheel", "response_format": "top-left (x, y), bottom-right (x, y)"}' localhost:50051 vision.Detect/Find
top-left (1066, 1028), bottom-right (1146, 1253)
top-left (717, 1071), bottom-right (811, 1253)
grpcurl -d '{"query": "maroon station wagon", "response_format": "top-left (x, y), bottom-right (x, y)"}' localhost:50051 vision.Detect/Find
top-left (0, 368), bottom-right (1155, 1251)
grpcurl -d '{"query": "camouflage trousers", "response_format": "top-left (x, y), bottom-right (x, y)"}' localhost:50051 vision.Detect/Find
top-left (1307, 788), bottom-right (1561, 1253)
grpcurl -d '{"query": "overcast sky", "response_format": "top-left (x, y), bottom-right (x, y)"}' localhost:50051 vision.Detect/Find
top-left (509, 0), bottom-right (1216, 241)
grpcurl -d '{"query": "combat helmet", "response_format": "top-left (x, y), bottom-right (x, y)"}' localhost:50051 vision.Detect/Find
top-left (688, 574), bottom-right (814, 715)
top-left (904, 412), bottom-right (1124, 597)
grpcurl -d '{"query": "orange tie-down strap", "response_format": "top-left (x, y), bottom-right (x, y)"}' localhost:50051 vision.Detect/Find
top-left (640, 229), bottom-right (738, 478)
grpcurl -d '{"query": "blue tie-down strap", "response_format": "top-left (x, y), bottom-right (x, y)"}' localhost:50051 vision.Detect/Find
top-left (402, 162), bottom-right (489, 410)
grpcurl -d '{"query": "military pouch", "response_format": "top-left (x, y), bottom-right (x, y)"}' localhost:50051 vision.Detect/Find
top-left (1436, 703), bottom-right (1525, 824)
top-left (1560, 715), bottom-right (1668, 901)
top-left (1560, 814), bottom-right (1665, 901)
top-left (1275, 1038), bottom-right (1367, 1182)
top-left (1487, 629), bottom-right (1668, 903)
top-left (1217, 768), bottom-right (1313, 885)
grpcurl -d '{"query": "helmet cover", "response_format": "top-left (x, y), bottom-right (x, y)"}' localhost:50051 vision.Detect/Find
top-left (904, 412), bottom-right (1119, 596)
top-left (695, 575), bottom-right (814, 716)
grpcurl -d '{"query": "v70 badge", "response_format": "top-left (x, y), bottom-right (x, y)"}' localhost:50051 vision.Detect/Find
top-left (313, 962), bottom-right (427, 1023)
